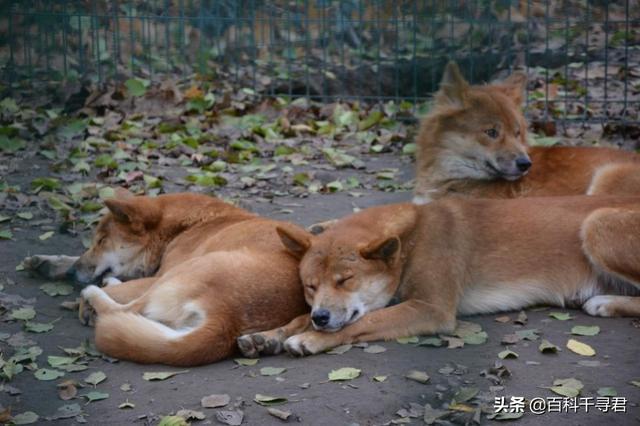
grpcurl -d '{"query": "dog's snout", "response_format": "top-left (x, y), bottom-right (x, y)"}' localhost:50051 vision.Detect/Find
top-left (311, 309), bottom-right (331, 328)
top-left (515, 156), bottom-right (532, 172)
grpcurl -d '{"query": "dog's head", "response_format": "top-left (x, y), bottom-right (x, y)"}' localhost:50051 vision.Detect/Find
top-left (277, 205), bottom-right (417, 331)
top-left (425, 61), bottom-right (531, 181)
top-left (68, 191), bottom-right (162, 286)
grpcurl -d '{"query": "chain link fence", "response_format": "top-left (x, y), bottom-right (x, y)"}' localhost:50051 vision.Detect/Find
top-left (1, 1), bottom-right (639, 129)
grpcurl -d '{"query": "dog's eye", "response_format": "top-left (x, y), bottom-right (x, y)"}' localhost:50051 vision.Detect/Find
top-left (484, 128), bottom-right (499, 139)
top-left (97, 236), bottom-right (106, 245)
top-left (305, 284), bottom-right (316, 293)
top-left (515, 129), bottom-right (521, 138)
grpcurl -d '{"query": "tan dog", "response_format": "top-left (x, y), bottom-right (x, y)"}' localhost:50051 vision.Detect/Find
top-left (413, 62), bottom-right (640, 204)
top-left (73, 191), bottom-right (307, 366)
top-left (238, 196), bottom-right (640, 357)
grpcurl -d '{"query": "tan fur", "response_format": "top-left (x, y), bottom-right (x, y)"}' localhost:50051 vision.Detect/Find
top-left (74, 192), bottom-right (307, 366)
top-left (239, 196), bottom-right (640, 357)
top-left (413, 62), bottom-right (640, 204)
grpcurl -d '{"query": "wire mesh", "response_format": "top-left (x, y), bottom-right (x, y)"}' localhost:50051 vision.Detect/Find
top-left (1, 0), bottom-right (638, 127)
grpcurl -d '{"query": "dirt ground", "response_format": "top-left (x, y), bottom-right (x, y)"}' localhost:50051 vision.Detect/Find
top-left (1, 149), bottom-right (640, 426)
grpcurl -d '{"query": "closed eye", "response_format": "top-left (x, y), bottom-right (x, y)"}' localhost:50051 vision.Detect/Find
top-left (336, 276), bottom-right (353, 287)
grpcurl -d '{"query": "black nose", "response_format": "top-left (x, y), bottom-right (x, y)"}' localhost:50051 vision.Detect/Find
top-left (311, 309), bottom-right (331, 327)
top-left (515, 156), bottom-right (532, 172)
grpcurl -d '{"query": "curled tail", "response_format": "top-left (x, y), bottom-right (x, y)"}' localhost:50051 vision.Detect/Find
top-left (94, 312), bottom-right (236, 366)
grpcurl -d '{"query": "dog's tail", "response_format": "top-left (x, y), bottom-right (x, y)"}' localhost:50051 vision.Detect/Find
top-left (94, 312), bottom-right (236, 366)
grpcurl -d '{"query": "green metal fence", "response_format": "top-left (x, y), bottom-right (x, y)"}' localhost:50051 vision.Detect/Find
top-left (1, 1), bottom-right (639, 127)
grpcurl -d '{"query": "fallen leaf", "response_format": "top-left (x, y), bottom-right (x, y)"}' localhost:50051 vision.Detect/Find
top-left (11, 411), bottom-right (39, 425)
top-left (17, 212), bottom-right (33, 220)
top-left (514, 311), bottom-right (528, 325)
top-left (215, 410), bottom-right (243, 426)
top-left (566, 339), bottom-right (596, 356)
top-left (498, 350), bottom-right (519, 359)
top-left (260, 366), bottom-right (286, 376)
top-left (453, 387), bottom-right (479, 403)
top-left (405, 370), bottom-right (430, 384)
top-left (39, 231), bottom-right (54, 241)
top-left (571, 325), bottom-right (600, 336)
top-left (515, 329), bottom-right (540, 341)
top-left (176, 409), bottom-right (206, 420)
top-left (549, 378), bottom-right (583, 397)
top-left (326, 344), bottom-right (352, 355)
top-left (34, 368), bottom-right (65, 381)
top-left (142, 370), bottom-right (188, 381)
top-left (373, 375), bottom-right (388, 382)
top-left (83, 391), bottom-right (109, 403)
top-left (364, 345), bottom-right (387, 354)
top-left (423, 404), bottom-right (448, 424)
top-left (494, 316), bottom-right (510, 323)
top-left (234, 358), bottom-right (259, 366)
top-left (84, 371), bottom-right (106, 386)
top-left (267, 407), bottom-right (291, 421)
top-left (597, 387), bottom-right (617, 397)
top-left (549, 312), bottom-right (573, 321)
top-left (395, 336), bottom-right (419, 344)
top-left (201, 393), bottom-right (230, 408)
top-left (120, 383), bottom-right (132, 392)
top-left (418, 337), bottom-right (443, 347)
top-left (630, 380), bottom-right (640, 388)
top-left (47, 403), bottom-right (82, 420)
top-left (441, 336), bottom-right (464, 348)
top-left (57, 380), bottom-right (78, 400)
top-left (40, 282), bottom-right (74, 297)
top-left (118, 400), bottom-right (135, 409)
top-left (539, 339), bottom-right (560, 354)
top-left (254, 394), bottom-right (288, 406)
top-left (24, 321), bottom-right (54, 333)
top-left (10, 307), bottom-right (36, 321)
top-left (157, 416), bottom-right (189, 426)
top-left (328, 367), bottom-right (361, 381)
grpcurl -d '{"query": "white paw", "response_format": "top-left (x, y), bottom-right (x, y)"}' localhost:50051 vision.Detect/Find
top-left (284, 335), bottom-right (308, 356)
top-left (583, 295), bottom-right (614, 317)
top-left (80, 285), bottom-right (103, 302)
top-left (103, 277), bottom-right (123, 287)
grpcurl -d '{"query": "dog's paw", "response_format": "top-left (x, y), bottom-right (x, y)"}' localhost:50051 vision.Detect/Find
top-left (237, 332), bottom-right (283, 358)
top-left (284, 332), bottom-right (333, 357)
top-left (102, 277), bottom-right (122, 287)
top-left (583, 295), bottom-right (615, 317)
top-left (78, 285), bottom-right (100, 326)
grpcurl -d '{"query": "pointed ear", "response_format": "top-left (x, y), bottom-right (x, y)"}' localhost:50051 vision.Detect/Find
top-left (114, 186), bottom-right (135, 199)
top-left (104, 198), bottom-right (161, 231)
top-left (499, 71), bottom-right (527, 105)
top-left (361, 237), bottom-right (400, 262)
top-left (277, 225), bottom-right (311, 259)
top-left (436, 61), bottom-right (469, 107)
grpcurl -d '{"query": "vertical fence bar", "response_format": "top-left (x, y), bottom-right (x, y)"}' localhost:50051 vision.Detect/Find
top-left (603, 0), bottom-right (609, 126)
top-left (622, 0), bottom-right (630, 138)
top-left (562, 1), bottom-right (569, 133)
top-left (525, 0), bottom-right (531, 114)
top-left (583, 0), bottom-right (590, 127)
top-left (543, 0), bottom-right (549, 124)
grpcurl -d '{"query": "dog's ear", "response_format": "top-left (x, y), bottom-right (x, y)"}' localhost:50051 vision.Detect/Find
top-left (277, 225), bottom-right (311, 259)
top-left (436, 61), bottom-right (469, 107)
top-left (499, 71), bottom-right (527, 105)
top-left (361, 237), bottom-right (400, 262)
top-left (105, 198), bottom-right (161, 231)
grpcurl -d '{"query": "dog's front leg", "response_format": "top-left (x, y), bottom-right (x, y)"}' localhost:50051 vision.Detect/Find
top-left (284, 299), bottom-right (456, 356)
top-left (237, 313), bottom-right (312, 358)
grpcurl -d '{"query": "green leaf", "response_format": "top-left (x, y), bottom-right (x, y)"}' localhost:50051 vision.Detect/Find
top-left (142, 370), bottom-right (189, 381)
top-left (25, 321), bottom-right (54, 333)
top-left (358, 110), bottom-right (383, 131)
top-left (125, 78), bottom-right (150, 97)
top-left (11, 411), bottom-right (39, 425)
top-left (326, 344), bottom-right (352, 355)
top-left (40, 282), bottom-right (74, 297)
top-left (0, 135), bottom-right (26, 153)
top-left (17, 212), bottom-right (33, 220)
top-left (539, 339), bottom-right (560, 354)
top-left (328, 367), bottom-right (361, 381)
top-left (530, 136), bottom-right (559, 147)
top-left (549, 378), bottom-right (583, 397)
top-left (571, 325), bottom-right (600, 336)
top-left (47, 356), bottom-right (77, 367)
top-left (396, 336), bottom-right (419, 344)
top-left (498, 349), bottom-right (518, 359)
top-left (31, 177), bottom-right (60, 192)
top-left (260, 367), bottom-right (286, 376)
top-left (85, 371), bottom-right (107, 386)
top-left (38, 231), bottom-right (54, 241)
top-left (453, 387), bottom-right (479, 403)
top-left (158, 416), bottom-right (189, 426)
top-left (405, 370), bottom-right (430, 384)
top-left (597, 387), bottom-right (617, 397)
top-left (34, 368), bottom-right (65, 381)
top-left (373, 375), bottom-right (388, 382)
top-left (0, 229), bottom-right (13, 240)
top-left (402, 143), bottom-right (417, 155)
top-left (254, 394), bottom-right (288, 406)
top-left (363, 345), bottom-right (387, 354)
top-left (548, 312), bottom-right (573, 321)
top-left (234, 358), bottom-right (259, 366)
top-left (10, 307), bottom-right (36, 320)
top-left (417, 337), bottom-right (443, 347)
top-left (83, 391), bottom-right (109, 403)
top-left (515, 329), bottom-right (539, 341)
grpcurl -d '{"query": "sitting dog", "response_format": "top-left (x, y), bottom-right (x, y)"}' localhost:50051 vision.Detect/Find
top-left (238, 195), bottom-right (640, 357)
top-left (70, 191), bottom-right (307, 366)
top-left (412, 62), bottom-right (640, 204)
